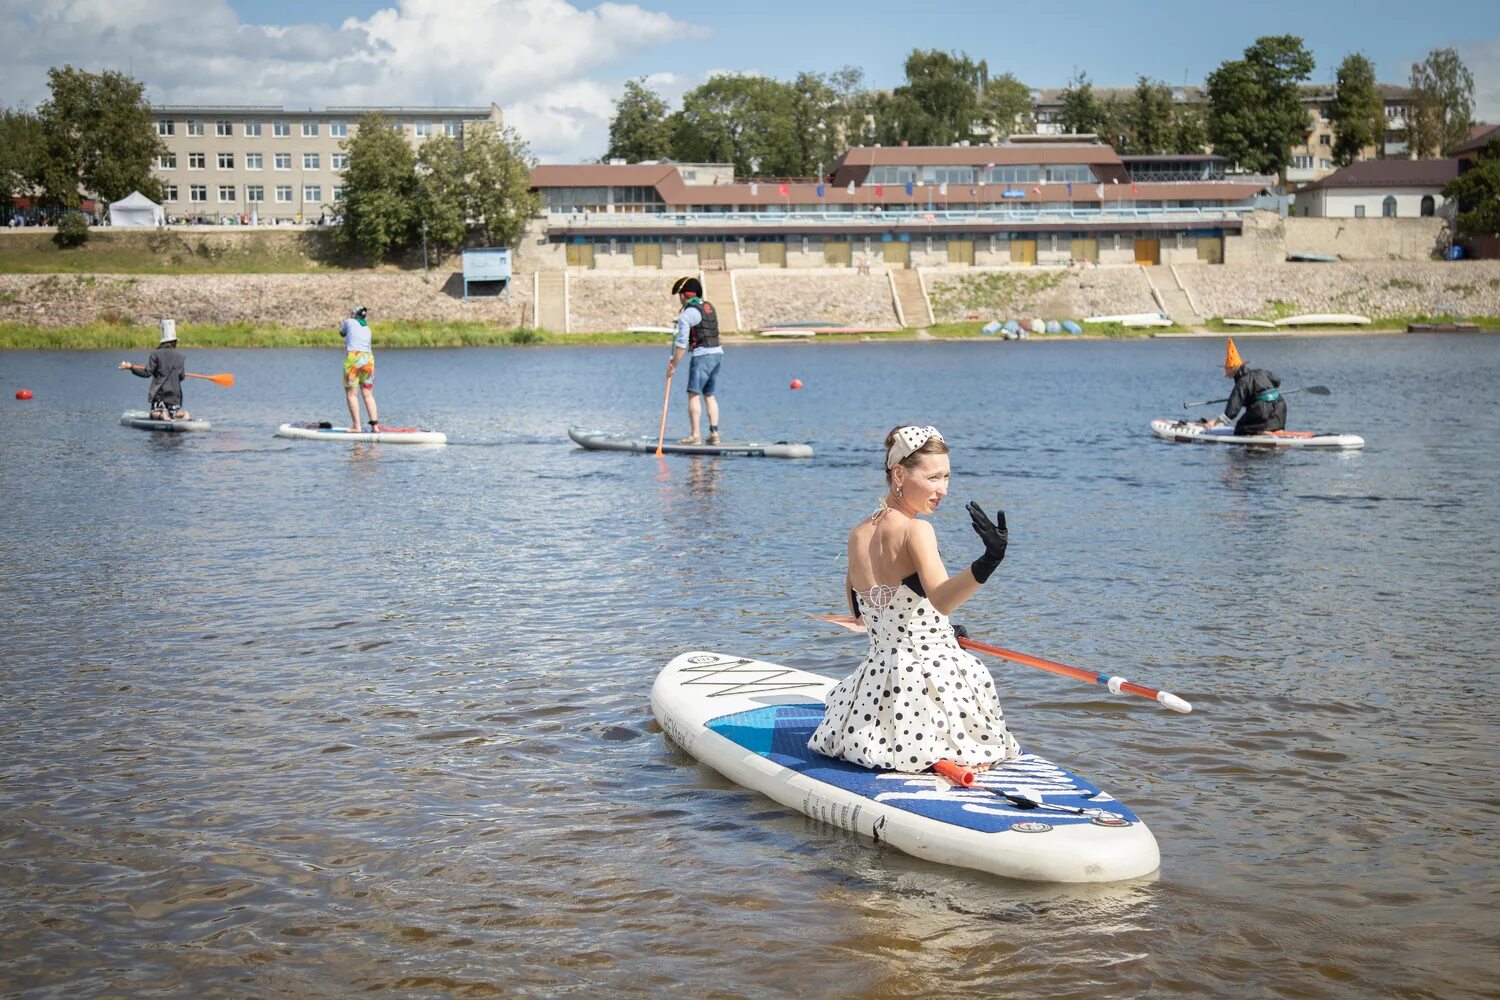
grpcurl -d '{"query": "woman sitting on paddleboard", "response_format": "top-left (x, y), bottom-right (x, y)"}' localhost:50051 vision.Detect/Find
top-left (809, 425), bottom-right (1019, 773)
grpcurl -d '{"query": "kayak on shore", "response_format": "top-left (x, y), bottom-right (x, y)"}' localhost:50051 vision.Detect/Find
top-left (652, 652), bottom-right (1160, 883)
top-left (569, 426), bottom-right (813, 459)
top-left (275, 422), bottom-right (447, 444)
top-left (1150, 418), bottom-right (1364, 449)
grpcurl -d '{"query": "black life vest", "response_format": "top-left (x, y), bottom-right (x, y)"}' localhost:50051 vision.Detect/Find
top-left (685, 297), bottom-right (720, 351)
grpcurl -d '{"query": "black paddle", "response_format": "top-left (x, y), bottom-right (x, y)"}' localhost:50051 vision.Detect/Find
top-left (1182, 385), bottom-right (1331, 409)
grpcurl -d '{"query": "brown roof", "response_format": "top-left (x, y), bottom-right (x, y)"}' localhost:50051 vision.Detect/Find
top-left (1451, 123), bottom-right (1500, 157)
top-left (1297, 158), bottom-right (1460, 192)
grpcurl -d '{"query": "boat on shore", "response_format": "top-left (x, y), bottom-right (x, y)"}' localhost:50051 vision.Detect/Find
top-left (1407, 321), bottom-right (1481, 333)
top-left (1274, 314), bottom-right (1371, 327)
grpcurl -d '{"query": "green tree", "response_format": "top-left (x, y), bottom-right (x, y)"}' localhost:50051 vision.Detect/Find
top-left (336, 112), bottom-right (418, 263)
top-left (1124, 77), bottom-right (1176, 154)
top-left (1408, 47), bottom-right (1474, 156)
top-left (826, 66), bottom-right (875, 155)
top-left (889, 49), bottom-right (988, 146)
top-left (674, 75), bottom-right (801, 176)
top-left (1442, 137), bottom-right (1500, 238)
top-left (0, 108), bottom-right (45, 204)
top-left (979, 73), bottom-right (1032, 140)
top-left (36, 66), bottom-right (163, 208)
top-left (1328, 53), bottom-right (1383, 166)
top-left (603, 79), bottom-right (674, 164)
top-left (1059, 73), bottom-right (1112, 138)
top-left (1207, 34), bottom-right (1316, 179)
top-left (414, 134), bottom-right (468, 259)
top-left (1173, 105), bottom-right (1210, 154)
top-left (464, 125), bottom-right (540, 248)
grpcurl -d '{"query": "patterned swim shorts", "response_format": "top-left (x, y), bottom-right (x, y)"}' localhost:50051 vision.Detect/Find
top-left (343, 351), bottom-right (375, 388)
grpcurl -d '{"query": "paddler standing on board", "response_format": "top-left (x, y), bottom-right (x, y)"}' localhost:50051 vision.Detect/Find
top-left (117, 319), bottom-right (190, 420)
top-left (666, 275), bottom-right (723, 445)
top-left (340, 306), bottom-right (380, 433)
top-left (1203, 338), bottom-right (1287, 435)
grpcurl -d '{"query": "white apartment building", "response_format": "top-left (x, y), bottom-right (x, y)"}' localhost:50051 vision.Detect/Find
top-left (149, 103), bottom-right (502, 222)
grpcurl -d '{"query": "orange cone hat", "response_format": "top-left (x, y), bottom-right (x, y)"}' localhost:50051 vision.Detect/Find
top-left (1224, 338), bottom-right (1244, 372)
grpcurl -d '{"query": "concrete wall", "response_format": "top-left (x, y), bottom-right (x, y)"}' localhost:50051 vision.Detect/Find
top-left (1282, 214), bottom-right (1446, 260)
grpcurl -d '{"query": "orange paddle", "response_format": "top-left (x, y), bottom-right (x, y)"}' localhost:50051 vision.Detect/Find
top-left (124, 364), bottom-right (234, 387)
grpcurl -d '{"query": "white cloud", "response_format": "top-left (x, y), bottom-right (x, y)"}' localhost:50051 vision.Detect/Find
top-left (0, 0), bottom-right (705, 160)
top-left (1453, 38), bottom-right (1500, 123)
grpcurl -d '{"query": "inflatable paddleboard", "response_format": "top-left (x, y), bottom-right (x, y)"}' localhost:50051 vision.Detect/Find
top-left (569, 426), bottom-right (812, 459)
top-left (652, 653), bottom-right (1160, 883)
top-left (120, 410), bottom-right (211, 432)
top-left (1273, 314), bottom-right (1371, 327)
top-left (1150, 419), bottom-right (1364, 449)
top-left (275, 422), bottom-right (447, 444)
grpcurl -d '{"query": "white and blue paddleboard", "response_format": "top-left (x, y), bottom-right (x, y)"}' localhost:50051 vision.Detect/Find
top-left (1151, 418), bottom-right (1363, 450)
top-left (120, 410), bottom-right (211, 432)
top-left (652, 653), bottom-right (1160, 883)
top-left (276, 422), bottom-right (447, 445)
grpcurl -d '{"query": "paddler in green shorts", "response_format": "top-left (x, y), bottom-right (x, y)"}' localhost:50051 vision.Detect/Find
top-left (340, 306), bottom-right (380, 432)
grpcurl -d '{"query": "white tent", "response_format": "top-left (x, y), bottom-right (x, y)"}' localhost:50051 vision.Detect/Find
top-left (108, 191), bottom-right (164, 228)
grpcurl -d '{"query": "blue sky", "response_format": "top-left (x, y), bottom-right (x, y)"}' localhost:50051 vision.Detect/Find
top-left (5, 1), bottom-right (1498, 160)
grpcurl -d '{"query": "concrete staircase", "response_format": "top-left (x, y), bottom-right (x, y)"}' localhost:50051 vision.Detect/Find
top-left (701, 270), bottom-right (740, 331)
top-left (1144, 265), bottom-right (1203, 328)
top-left (890, 268), bottom-right (932, 327)
top-left (535, 271), bottom-right (568, 332)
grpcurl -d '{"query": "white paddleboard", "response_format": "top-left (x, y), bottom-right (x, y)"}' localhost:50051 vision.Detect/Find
top-left (1273, 314), bottom-right (1371, 327)
top-left (275, 422), bottom-right (447, 444)
top-left (120, 410), bottom-right (211, 432)
top-left (569, 426), bottom-right (813, 459)
top-left (652, 652), bottom-right (1161, 883)
top-left (1150, 418), bottom-right (1364, 449)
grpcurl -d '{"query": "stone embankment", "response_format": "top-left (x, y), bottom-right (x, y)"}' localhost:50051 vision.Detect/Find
top-left (1178, 261), bottom-right (1500, 319)
top-left (924, 266), bottom-right (1158, 323)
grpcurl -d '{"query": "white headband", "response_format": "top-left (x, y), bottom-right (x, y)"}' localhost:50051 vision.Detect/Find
top-left (886, 425), bottom-right (943, 469)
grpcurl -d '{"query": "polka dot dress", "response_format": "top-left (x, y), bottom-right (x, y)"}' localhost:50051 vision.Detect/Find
top-left (808, 583), bottom-right (1020, 772)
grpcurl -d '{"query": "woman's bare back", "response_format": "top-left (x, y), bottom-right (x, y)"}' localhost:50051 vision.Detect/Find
top-left (847, 512), bottom-right (917, 595)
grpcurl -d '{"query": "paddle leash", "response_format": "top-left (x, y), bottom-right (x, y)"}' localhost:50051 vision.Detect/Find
top-left (654, 370), bottom-right (672, 457)
top-left (1182, 385), bottom-right (1329, 409)
top-left (812, 613), bottom-right (1192, 714)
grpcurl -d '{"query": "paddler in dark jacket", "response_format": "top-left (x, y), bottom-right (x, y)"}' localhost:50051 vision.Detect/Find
top-left (118, 319), bottom-right (189, 420)
top-left (1205, 338), bottom-right (1285, 435)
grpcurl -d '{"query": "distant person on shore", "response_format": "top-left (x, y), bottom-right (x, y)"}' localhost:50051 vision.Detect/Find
top-left (1203, 338), bottom-right (1286, 435)
top-left (340, 306), bottom-right (380, 432)
top-left (118, 320), bottom-right (190, 420)
top-left (666, 275), bottom-right (723, 445)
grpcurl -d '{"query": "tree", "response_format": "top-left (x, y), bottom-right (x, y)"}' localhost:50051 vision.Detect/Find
top-left (1442, 137), bottom-right (1500, 239)
top-left (0, 108), bottom-right (44, 204)
top-left (1408, 48), bottom-right (1474, 156)
top-left (1173, 105), bottom-right (1210, 154)
top-left (35, 66), bottom-right (163, 208)
top-left (1059, 73), bottom-right (1112, 138)
top-left (1207, 34), bottom-right (1316, 179)
top-left (336, 112), bottom-right (418, 263)
top-left (1124, 78), bottom-right (1176, 154)
top-left (1328, 54), bottom-right (1383, 166)
top-left (979, 73), bottom-right (1032, 141)
top-left (464, 125), bottom-right (539, 249)
top-left (414, 135), bottom-right (468, 258)
top-left (603, 79), bottom-right (673, 164)
top-left (674, 75), bottom-right (801, 177)
top-left (888, 49), bottom-right (988, 146)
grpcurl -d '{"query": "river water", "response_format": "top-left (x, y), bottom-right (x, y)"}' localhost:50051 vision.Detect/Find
top-left (1, 334), bottom-right (1497, 998)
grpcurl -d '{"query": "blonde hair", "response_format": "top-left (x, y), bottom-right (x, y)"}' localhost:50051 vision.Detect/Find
top-left (883, 424), bottom-right (949, 484)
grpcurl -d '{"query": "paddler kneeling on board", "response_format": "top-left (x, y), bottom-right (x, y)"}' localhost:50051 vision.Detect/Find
top-left (1201, 338), bottom-right (1286, 435)
top-left (808, 425), bottom-right (1021, 774)
top-left (118, 319), bottom-right (190, 420)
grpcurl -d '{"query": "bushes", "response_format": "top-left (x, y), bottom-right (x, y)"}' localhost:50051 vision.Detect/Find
top-left (53, 212), bottom-right (90, 248)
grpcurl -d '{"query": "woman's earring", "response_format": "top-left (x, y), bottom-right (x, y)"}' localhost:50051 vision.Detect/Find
top-left (894, 480), bottom-right (903, 499)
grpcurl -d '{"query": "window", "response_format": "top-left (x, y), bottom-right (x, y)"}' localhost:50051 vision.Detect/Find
top-left (189, 184), bottom-right (207, 202)
top-left (331, 186), bottom-right (345, 201)
top-left (218, 185), bottom-right (236, 202)
top-left (304, 185), bottom-right (322, 202)
top-left (444, 121), bottom-right (462, 138)
top-left (303, 153), bottom-right (320, 170)
top-left (1320, 158), bottom-right (1332, 170)
top-left (391, 122), bottom-right (404, 133)
top-left (1382, 195), bottom-right (1397, 217)
top-left (156, 153), bottom-right (176, 170)
top-left (245, 121), bottom-right (261, 137)
top-left (330, 121), bottom-right (348, 137)
top-left (156, 120), bottom-right (174, 136)
top-left (217, 152), bottom-right (234, 169)
top-left (273, 120), bottom-right (290, 137)
top-left (246, 153), bottom-right (262, 170)
top-left (275, 185), bottom-right (293, 203)
top-left (274, 153), bottom-right (291, 170)
top-left (186, 120), bottom-right (204, 137)
top-left (1354, 204), bottom-right (1366, 218)
top-left (1386, 104), bottom-right (1401, 119)
top-left (247, 185), bottom-right (264, 202)
top-left (216, 120), bottom-right (232, 137)
top-left (331, 153), bottom-right (348, 170)
top-left (1319, 134), bottom-right (1331, 147)
top-left (1291, 155), bottom-right (1314, 170)
top-left (302, 122), bottom-right (318, 137)
top-left (163, 185), bottom-right (178, 201)
top-left (1421, 194), bottom-right (1435, 217)
top-left (188, 152), bottom-right (205, 170)
top-left (414, 122), bottom-right (431, 137)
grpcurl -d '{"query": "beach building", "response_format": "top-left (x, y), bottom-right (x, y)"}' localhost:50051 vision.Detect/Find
top-left (1451, 123), bottom-right (1500, 169)
top-left (1291, 158), bottom-right (1459, 218)
top-left (148, 103), bottom-right (502, 223)
top-left (529, 136), bottom-right (1271, 271)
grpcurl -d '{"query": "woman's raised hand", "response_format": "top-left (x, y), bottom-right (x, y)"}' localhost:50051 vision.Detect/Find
top-left (967, 501), bottom-right (1007, 584)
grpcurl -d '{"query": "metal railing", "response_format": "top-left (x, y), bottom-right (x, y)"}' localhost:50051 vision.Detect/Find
top-left (545, 204), bottom-right (1261, 229)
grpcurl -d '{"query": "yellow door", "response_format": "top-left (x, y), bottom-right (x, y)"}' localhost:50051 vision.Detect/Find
top-left (697, 242), bottom-right (725, 267)
top-left (566, 243), bottom-right (594, 268)
top-left (1071, 237), bottom-right (1098, 263)
top-left (1134, 238), bottom-right (1160, 265)
top-left (883, 241), bottom-right (910, 267)
top-left (824, 241), bottom-right (851, 267)
top-left (633, 242), bottom-right (662, 268)
top-left (758, 241), bottom-right (786, 267)
top-left (1196, 235), bottom-right (1223, 264)
top-left (947, 240), bottom-right (975, 265)
top-left (1010, 239), bottom-right (1036, 265)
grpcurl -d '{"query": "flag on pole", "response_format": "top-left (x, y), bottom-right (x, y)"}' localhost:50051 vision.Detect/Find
top-left (875, 185), bottom-right (884, 198)
top-left (1096, 183), bottom-right (1105, 198)
top-left (939, 182), bottom-right (948, 196)
top-left (847, 180), bottom-right (856, 195)
top-left (1066, 181), bottom-right (1073, 197)
top-left (904, 181), bottom-right (914, 196)
top-left (750, 182), bottom-right (759, 197)
top-left (969, 186), bottom-right (978, 196)
top-left (778, 182), bottom-right (789, 197)
top-left (1132, 181), bottom-right (1138, 195)
top-left (816, 183), bottom-right (826, 198)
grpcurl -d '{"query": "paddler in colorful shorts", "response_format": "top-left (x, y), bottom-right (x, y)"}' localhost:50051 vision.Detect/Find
top-left (1202, 338), bottom-right (1287, 435)
top-left (340, 306), bottom-right (380, 432)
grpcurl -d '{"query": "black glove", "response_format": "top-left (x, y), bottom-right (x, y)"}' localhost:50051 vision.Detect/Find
top-left (967, 501), bottom-right (1007, 584)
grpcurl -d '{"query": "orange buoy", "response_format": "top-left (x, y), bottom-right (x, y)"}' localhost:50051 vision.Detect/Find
top-left (15, 389), bottom-right (32, 400)
top-left (789, 379), bottom-right (804, 390)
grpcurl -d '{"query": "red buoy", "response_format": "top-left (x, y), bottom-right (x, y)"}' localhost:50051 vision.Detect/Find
top-left (15, 389), bottom-right (32, 400)
top-left (789, 379), bottom-right (804, 390)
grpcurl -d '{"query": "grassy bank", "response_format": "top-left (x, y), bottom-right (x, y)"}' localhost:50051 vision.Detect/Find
top-left (1204, 314), bottom-right (1500, 333)
top-left (0, 321), bottom-right (684, 349)
top-left (0, 230), bottom-right (359, 274)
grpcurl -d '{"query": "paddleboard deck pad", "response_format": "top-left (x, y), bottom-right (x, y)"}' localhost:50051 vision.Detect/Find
top-left (652, 652), bottom-right (1160, 883)
top-left (1151, 419), bottom-right (1364, 450)
top-left (276, 422), bottom-right (447, 444)
top-left (120, 410), bottom-right (211, 432)
top-left (570, 426), bottom-right (812, 459)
